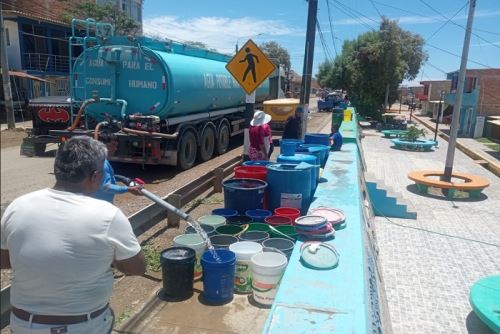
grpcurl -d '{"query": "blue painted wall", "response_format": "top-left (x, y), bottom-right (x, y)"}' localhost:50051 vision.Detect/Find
top-left (263, 109), bottom-right (385, 333)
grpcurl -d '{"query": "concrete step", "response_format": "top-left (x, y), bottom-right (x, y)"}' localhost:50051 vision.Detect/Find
top-left (365, 175), bottom-right (417, 219)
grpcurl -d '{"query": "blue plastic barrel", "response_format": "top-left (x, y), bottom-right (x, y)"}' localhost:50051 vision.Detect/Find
top-left (295, 147), bottom-right (321, 171)
top-left (242, 160), bottom-right (274, 167)
top-left (277, 154), bottom-right (318, 196)
top-left (299, 144), bottom-right (330, 168)
top-left (201, 249), bottom-right (236, 304)
top-left (211, 208), bottom-right (239, 218)
top-left (223, 178), bottom-right (267, 214)
top-left (304, 133), bottom-right (330, 146)
top-left (280, 139), bottom-right (304, 148)
top-left (266, 163), bottom-right (312, 215)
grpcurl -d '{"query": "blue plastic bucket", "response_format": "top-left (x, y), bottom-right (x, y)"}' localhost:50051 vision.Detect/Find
top-left (211, 208), bottom-right (239, 218)
top-left (242, 160), bottom-right (274, 167)
top-left (223, 178), bottom-right (267, 214)
top-left (280, 141), bottom-right (296, 156)
top-left (245, 209), bottom-right (272, 222)
top-left (266, 163), bottom-right (312, 215)
top-left (304, 133), bottom-right (330, 146)
top-left (299, 144), bottom-right (330, 168)
top-left (201, 249), bottom-right (236, 304)
top-left (277, 154), bottom-right (318, 196)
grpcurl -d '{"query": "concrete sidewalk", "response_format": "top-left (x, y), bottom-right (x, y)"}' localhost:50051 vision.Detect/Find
top-left (362, 126), bottom-right (500, 334)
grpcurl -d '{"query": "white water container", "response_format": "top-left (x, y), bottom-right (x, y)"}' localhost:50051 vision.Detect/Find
top-left (250, 252), bottom-right (288, 305)
top-left (229, 241), bottom-right (263, 293)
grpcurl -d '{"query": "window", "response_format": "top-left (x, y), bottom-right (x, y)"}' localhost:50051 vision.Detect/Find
top-left (451, 75), bottom-right (458, 92)
top-left (464, 77), bottom-right (477, 93)
top-left (5, 28), bottom-right (9, 46)
top-left (423, 84), bottom-right (429, 95)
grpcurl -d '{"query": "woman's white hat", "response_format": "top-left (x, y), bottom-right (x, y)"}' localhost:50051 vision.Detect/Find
top-left (250, 110), bottom-right (272, 126)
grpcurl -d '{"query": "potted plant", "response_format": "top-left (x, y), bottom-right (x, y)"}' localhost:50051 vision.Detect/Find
top-left (403, 126), bottom-right (426, 142)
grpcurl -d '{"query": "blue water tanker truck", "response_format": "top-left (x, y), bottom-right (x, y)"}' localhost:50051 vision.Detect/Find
top-left (48, 19), bottom-right (283, 169)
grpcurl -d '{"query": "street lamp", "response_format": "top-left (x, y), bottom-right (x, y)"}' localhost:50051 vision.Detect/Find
top-left (235, 33), bottom-right (264, 53)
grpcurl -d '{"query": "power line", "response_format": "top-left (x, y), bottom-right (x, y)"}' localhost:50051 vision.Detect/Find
top-left (325, 0), bottom-right (338, 57)
top-left (329, 0), bottom-right (377, 32)
top-left (316, 20), bottom-right (333, 61)
top-left (426, 42), bottom-right (492, 68)
top-left (331, 0), bottom-right (379, 25)
top-left (425, 2), bottom-right (468, 42)
top-left (373, 0), bottom-right (500, 37)
top-left (369, 0), bottom-right (383, 18)
top-left (418, 0), bottom-right (500, 49)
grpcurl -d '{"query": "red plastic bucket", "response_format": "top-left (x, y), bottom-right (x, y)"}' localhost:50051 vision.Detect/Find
top-left (264, 215), bottom-right (292, 226)
top-left (274, 207), bottom-right (300, 224)
top-left (234, 166), bottom-right (267, 181)
top-left (234, 166), bottom-right (268, 209)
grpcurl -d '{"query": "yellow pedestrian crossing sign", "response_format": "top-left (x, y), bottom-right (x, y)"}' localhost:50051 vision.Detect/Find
top-left (226, 39), bottom-right (276, 95)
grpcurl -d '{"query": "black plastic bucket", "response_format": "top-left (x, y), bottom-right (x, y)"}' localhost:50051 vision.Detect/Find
top-left (159, 247), bottom-right (196, 301)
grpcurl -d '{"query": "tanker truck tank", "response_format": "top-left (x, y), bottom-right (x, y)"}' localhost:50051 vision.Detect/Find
top-left (72, 36), bottom-right (270, 124)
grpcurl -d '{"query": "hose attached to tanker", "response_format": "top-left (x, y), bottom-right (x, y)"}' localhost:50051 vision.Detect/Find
top-left (67, 98), bottom-right (97, 131)
top-left (94, 121), bottom-right (109, 140)
top-left (121, 127), bottom-right (179, 139)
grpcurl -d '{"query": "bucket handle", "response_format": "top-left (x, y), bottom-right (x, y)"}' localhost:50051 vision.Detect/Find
top-left (235, 224), bottom-right (250, 238)
top-left (268, 225), bottom-right (295, 242)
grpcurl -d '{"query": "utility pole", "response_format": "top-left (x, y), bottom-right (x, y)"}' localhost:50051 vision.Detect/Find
top-left (399, 88), bottom-right (402, 114)
top-left (298, 0), bottom-right (318, 139)
top-left (443, 0), bottom-right (476, 181)
top-left (434, 91), bottom-right (444, 143)
top-left (410, 96), bottom-right (414, 122)
top-left (1, 4), bottom-right (15, 129)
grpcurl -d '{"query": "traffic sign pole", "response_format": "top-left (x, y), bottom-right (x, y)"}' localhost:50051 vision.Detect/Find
top-left (242, 92), bottom-right (256, 160)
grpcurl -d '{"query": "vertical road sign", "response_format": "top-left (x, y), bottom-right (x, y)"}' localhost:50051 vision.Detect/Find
top-left (226, 39), bottom-right (276, 95)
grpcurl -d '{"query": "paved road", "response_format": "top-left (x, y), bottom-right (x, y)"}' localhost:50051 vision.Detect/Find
top-left (362, 125), bottom-right (500, 334)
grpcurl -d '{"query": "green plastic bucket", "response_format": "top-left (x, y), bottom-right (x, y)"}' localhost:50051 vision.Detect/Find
top-left (270, 225), bottom-right (298, 240)
top-left (247, 223), bottom-right (271, 233)
top-left (216, 224), bottom-right (244, 236)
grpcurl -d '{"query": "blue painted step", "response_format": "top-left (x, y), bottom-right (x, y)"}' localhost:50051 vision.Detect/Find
top-left (366, 182), bottom-right (417, 219)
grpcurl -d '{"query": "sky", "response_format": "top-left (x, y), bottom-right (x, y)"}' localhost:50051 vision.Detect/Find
top-left (142, 0), bottom-right (500, 86)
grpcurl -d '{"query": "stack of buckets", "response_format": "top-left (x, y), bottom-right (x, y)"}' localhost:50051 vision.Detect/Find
top-left (160, 137), bottom-right (334, 306)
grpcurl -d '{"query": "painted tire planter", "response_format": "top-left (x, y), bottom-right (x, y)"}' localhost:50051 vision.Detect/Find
top-left (391, 138), bottom-right (437, 151)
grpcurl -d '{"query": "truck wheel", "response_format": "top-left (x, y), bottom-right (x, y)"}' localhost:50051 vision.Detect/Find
top-left (216, 122), bottom-right (230, 155)
top-left (198, 126), bottom-right (215, 162)
top-left (34, 143), bottom-right (46, 156)
top-left (178, 130), bottom-right (197, 170)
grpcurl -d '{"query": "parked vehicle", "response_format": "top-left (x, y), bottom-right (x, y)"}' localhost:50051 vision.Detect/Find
top-left (21, 96), bottom-right (75, 156)
top-left (23, 19), bottom-right (283, 169)
top-left (317, 93), bottom-right (342, 111)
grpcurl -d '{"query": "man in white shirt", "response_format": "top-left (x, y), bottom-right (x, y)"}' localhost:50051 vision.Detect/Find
top-left (1, 136), bottom-right (146, 334)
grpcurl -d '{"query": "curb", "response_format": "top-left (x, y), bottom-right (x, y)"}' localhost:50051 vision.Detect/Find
top-left (413, 115), bottom-right (500, 177)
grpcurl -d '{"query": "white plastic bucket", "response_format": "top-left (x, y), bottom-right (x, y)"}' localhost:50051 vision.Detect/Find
top-left (173, 234), bottom-right (207, 280)
top-left (229, 241), bottom-right (263, 293)
top-left (198, 215), bottom-right (226, 229)
top-left (250, 252), bottom-right (288, 305)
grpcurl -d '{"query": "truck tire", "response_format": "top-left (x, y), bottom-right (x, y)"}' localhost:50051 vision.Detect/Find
top-left (178, 130), bottom-right (198, 170)
top-left (34, 143), bottom-right (47, 156)
top-left (216, 121), bottom-right (230, 155)
top-left (198, 125), bottom-right (215, 162)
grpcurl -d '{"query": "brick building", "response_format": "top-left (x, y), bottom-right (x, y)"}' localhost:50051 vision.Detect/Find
top-left (445, 68), bottom-right (500, 137)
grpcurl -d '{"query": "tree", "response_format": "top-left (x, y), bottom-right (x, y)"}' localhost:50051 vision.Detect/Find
top-left (184, 41), bottom-right (218, 52)
top-left (59, 2), bottom-right (140, 36)
top-left (259, 41), bottom-right (291, 71)
top-left (317, 18), bottom-right (426, 119)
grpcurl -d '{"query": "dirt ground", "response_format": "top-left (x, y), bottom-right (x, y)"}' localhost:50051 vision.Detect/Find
top-left (0, 128), bottom-right (26, 149)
